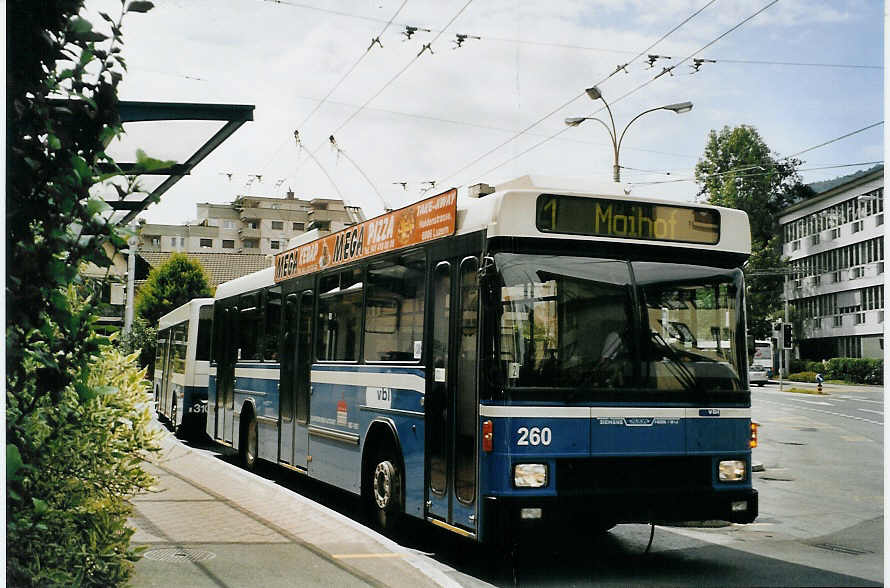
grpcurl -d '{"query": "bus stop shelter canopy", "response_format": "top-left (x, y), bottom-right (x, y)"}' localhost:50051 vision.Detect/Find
top-left (101, 100), bottom-right (254, 225)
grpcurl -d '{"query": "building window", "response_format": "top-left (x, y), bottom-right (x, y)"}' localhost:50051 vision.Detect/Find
top-left (271, 221), bottom-right (284, 230)
top-left (293, 222), bottom-right (305, 231)
top-left (852, 220), bottom-right (863, 233)
top-left (246, 220), bottom-right (259, 229)
top-left (180, 237), bottom-right (185, 247)
top-left (854, 313), bottom-right (865, 325)
top-left (811, 234), bottom-right (820, 245)
top-left (223, 220), bottom-right (235, 229)
top-left (813, 317), bottom-right (821, 328)
top-left (877, 214), bottom-right (884, 227)
top-left (243, 239), bottom-right (258, 249)
top-left (222, 239), bottom-right (235, 249)
top-left (270, 240), bottom-right (280, 250)
top-left (200, 238), bottom-right (213, 248)
top-left (833, 315), bottom-right (843, 327)
top-left (170, 237), bottom-right (178, 247)
top-left (830, 228), bottom-right (840, 239)
top-left (813, 275), bottom-right (821, 286)
top-left (791, 241), bottom-right (800, 251)
top-left (880, 311), bottom-right (884, 323)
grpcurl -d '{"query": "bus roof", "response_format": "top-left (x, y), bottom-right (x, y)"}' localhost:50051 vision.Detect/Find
top-left (157, 297), bottom-right (215, 330)
top-left (457, 175), bottom-right (751, 254)
top-left (215, 175), bottom-right (751, 301)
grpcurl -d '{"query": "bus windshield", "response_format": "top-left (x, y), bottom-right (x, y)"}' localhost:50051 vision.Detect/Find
top-left (494, 253), bottom-right (745, 401)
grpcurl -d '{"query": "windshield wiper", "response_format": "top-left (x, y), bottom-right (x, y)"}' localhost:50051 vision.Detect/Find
top-left (650, 331), bottom-right (698, 391)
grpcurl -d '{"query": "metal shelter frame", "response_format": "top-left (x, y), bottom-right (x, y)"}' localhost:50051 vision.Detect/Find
top-left (105, 100), bottom-right (254, 224)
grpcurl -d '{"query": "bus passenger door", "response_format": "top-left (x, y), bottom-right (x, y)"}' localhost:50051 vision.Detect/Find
top-left (426, 257), bottom-right (479, 534)
top-left (279, 294), bottom-right (298, 464)
top-left (217, 307), bottom-right (236, 444)
top-left (293, 290), bottom-right (313, 469)
top-left (279, 290), bottom-right (313, 469)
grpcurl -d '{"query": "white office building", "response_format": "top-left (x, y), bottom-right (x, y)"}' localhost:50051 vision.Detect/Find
top-left (779, 165), bottom-right (884, 359)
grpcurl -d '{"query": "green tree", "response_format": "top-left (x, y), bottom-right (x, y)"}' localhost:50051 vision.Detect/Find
top-left (694, 125), bottom-right (814, 339)
top-left (7, 1), bottom-right (160, 584)
top-left (135, 253), bottom-right (213, 325)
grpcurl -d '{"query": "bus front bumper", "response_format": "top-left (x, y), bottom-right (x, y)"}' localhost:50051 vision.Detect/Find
top-left (481, 488), bottom-right (758, 541)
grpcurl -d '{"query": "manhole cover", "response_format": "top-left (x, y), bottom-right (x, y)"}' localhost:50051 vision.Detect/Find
top-left (143, 549), bottom-right (216, 563)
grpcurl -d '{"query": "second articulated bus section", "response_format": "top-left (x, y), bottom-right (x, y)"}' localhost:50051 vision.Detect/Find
top-left (155, 298), bottom-right (214, 438)
top-left (204, 176), bottom-right (758, 545)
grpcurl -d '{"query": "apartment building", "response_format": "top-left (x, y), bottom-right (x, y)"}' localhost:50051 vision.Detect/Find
top-left (139, 190), bottom-right (364, 256)
top-left (779, 165), bottom-right (884, 359)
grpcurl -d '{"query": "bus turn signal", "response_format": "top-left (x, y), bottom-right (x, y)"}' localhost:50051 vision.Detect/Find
top-left (482, 420), bottom-right (493, 452)
top-left (750, 421), bottom-right (759, 448)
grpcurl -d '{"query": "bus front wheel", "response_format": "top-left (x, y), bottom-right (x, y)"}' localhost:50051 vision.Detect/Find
top-left (370, 449), bottom-right (403, 534)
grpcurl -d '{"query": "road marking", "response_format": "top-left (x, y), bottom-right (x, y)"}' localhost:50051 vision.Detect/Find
top-left (788, 398), bottom-right (834, 406)
top-left (838, 397), bottom-right (884, 405)
top-left (841, 435), bottom-right (869, 442)
top-left (857, 408), bottom-right (883, 415)
top-left (757, 398), bottom-right (883, 426)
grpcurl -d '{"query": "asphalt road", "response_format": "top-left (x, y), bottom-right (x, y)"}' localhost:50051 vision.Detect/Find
top-left (180, 382), bottom-right (883, 586)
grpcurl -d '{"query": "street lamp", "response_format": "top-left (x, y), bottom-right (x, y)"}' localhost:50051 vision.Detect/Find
top-left (565, 85), bottom-right (693, 182)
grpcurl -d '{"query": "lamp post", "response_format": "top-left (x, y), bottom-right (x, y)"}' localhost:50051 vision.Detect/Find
top-left (565, 85), bottom-right (693, 182)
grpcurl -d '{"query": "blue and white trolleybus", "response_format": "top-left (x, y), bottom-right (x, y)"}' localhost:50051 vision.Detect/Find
top-left (205, 175), bottom-right (758, 543)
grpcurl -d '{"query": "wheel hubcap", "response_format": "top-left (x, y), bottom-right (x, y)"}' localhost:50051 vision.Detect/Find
top-left (373, 461), bottom-right (395, 509)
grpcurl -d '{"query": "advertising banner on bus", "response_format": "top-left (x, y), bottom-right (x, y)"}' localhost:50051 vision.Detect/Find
top-left (274, 188), bottom-right (457, 282)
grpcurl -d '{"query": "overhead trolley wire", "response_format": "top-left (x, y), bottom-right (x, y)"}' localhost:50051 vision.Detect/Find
top-left (261, 0), bottom-right (880, 71)
top-left (461, 0), bottom-right (779, 183)
top-left (438, 0), bottom-right (721, 184)
top-left (435, 0), bottom-right (720, 187)
top-left (629, 161), bottom-right (884, 186)
top-left (785, 121), bottom-right (884, 159)
top-left (258, 0), bottom-right (409, 175)
top-left (291, 0), bottom-right (475, 177)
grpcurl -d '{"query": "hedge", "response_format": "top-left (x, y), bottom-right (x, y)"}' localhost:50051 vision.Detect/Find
top-left (789, 357), bottom-right (882, 385)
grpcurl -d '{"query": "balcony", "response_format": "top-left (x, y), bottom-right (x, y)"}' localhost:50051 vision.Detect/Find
top-left (239, 227), bottom-right (261, 239)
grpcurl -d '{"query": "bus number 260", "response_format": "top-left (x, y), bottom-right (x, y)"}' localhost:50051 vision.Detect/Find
top-left (516, 427), bottom-right (552, 446)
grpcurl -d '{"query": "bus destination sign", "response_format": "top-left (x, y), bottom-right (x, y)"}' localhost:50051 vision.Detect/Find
top-left (536, 193), bottom-right (720, 245)
top-left (274, 188), bottom-right (457, 282)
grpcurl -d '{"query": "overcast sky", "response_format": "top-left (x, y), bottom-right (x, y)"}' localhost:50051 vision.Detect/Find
top-left (87, 0), bottom-right (884, 224)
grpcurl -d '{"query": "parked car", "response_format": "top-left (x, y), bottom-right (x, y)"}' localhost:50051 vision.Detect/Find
top-left (748, 365), bottom-right (769, 387)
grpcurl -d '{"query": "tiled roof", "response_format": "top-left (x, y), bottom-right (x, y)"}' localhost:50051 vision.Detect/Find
top-left (138, 252), bottom-right (272, 287)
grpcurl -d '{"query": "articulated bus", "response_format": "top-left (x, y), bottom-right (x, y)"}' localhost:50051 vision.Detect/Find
top-left (154, 298), bottom-right (214, 438)
top-left (206, 175), bottom-right (758, 543)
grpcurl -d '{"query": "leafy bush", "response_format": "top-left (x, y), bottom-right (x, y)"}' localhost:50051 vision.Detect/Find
top-left (119, 316), bottom-right (157, 379)
top-left (825, 358), bottom-right (883, 385)
top-left (8, 1), bottom-right (158, 585)
top-left (788, 371), bottom-right (818, 383)
top-left (790, 359), bottom-right (823, 374)
top-left (7, 290), bottom-right (160, 586)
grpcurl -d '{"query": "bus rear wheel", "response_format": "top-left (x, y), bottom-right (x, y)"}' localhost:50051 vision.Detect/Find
top-left (369, 449), bottom-right (403, 534)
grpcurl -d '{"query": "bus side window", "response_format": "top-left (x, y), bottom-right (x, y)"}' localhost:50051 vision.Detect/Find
top-left (264, 287), bottom-right (282, 361)
top-left (238, 293), bottom-right (262, 361)
top-left (196, 305), bottom-right (213, 361)
top-left (364, 251), bottom-right (425, 362)
top-left (317, 269), bottom-right (363, 361)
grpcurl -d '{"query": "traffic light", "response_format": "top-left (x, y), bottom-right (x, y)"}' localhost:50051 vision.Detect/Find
top-left (782, 323), bottom-right (793, 349)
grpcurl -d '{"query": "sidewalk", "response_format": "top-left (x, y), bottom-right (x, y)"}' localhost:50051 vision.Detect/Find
top-left (128, 429), bottom-right (460, 587)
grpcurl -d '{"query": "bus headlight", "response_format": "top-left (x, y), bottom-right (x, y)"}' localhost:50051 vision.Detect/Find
top-left (514, 464), bottom-right (548, 488)
top-left (718, 460), bottom-right (746, 482)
